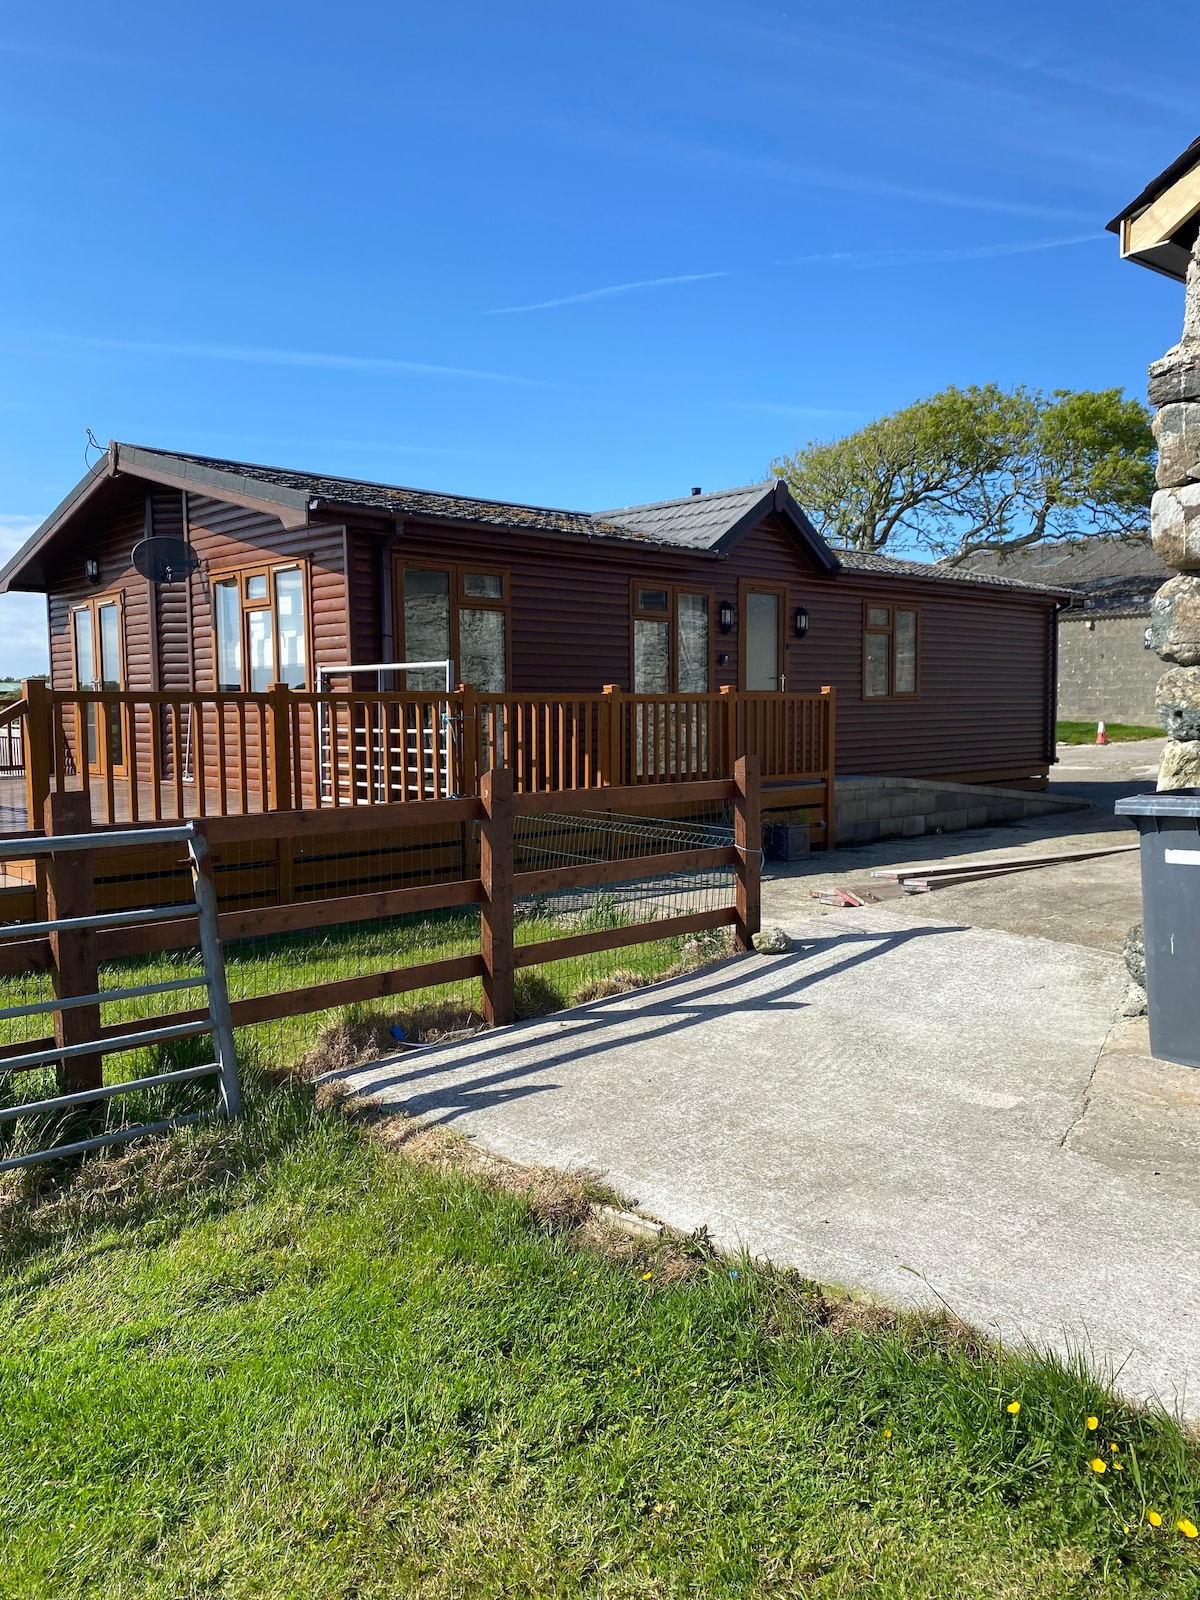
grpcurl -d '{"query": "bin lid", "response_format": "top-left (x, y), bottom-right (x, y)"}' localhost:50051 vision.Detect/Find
top-left (1115, 788), bottom-right (1200, 818)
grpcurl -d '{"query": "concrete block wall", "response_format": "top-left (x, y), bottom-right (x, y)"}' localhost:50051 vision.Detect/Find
top-left (827, 776), bottom-right (1086, 848)
top-left (1057, 611), bottom-right (1158, 727)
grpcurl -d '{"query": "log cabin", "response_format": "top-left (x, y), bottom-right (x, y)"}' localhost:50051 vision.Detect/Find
top-left (0, 442), bottom-right (1066, 810)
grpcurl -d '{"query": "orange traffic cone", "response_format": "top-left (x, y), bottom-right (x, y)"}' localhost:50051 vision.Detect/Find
top-left (1096, 721), bottom-right (1108, 745)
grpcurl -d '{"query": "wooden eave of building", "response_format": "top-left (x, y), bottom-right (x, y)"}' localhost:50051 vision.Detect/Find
top-left (1107, 134), bottom-right (1200, 282)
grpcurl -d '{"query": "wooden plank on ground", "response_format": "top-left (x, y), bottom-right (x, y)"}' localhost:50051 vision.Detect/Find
top-left (871, 844), bottom-right (1138, 881)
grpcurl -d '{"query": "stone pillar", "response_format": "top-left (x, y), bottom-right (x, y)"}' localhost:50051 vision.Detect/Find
top-left (1148, 231), bottom-right (1200, 788)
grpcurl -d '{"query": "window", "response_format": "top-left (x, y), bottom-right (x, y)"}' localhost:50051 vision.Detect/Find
top-left (863, 603), bottom-right (919, 698)
top-left (213, 564), bottom-right (308, 692)
top-left (631, 584), bottom-right (711, 693)
top-left (395, 564), bottom-right (509, 692)
top-left (71, 597), bottom-right (125, 769)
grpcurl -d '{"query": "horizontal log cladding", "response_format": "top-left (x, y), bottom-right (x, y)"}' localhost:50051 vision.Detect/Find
top-left (43, 473), bottom-right (1059, 786)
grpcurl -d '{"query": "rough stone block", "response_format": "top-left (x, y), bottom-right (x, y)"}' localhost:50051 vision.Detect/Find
top-left (1155, 666), bottom-right (1200, 741)
top-left (966, 806), bottom-right (989, 828)
top-left (752, 927), bottom-right (792, 954)
top-left (901, 814), bottom-right (924, 837)
top-left (1151, 484), bottom-right (1200, 571)
top-left (1148, 345), bottom-right (1200, 408)
top-left (941, 812), bottom-right (969, 832)
top-left (1154, 403), bottom-right (1200, 488)
top-left (1157, 737), bottom-right (1200, 790)
top-left (878, 815), bottom-right (903, 840)
top-left (837, 800), bottom-right (866, 825)
top-left (1149, 573), bottom-right (1200, 666)
top-left (853, 819), bottom-right (881, 844)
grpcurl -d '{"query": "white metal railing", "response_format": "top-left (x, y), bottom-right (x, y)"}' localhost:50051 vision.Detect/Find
top-left (0, 823), bottom-right (240, 1172)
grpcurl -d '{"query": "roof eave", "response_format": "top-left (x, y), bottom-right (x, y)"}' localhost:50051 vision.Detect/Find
top-left (709, 481), bottom-right (841, 573)
top-left (0, 458), bottom-right (114, 594)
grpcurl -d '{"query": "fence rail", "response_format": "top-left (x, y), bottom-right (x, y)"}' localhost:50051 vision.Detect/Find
top-left (0, 768), bottom-right (761, 1088)
top-left (8, 680), bottom-right (832, 840)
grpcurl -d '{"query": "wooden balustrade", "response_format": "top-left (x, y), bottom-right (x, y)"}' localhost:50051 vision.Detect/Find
top-left (9, 679), bottom-right (834, 841)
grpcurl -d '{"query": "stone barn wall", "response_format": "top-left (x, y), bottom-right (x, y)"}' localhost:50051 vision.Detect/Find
top-left (1057, 609), bottom-right (1158, 726)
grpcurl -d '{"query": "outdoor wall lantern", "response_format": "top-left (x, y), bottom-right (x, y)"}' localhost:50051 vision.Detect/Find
top-left (84, 557), bottom-right (100, 585)
top-left (794, 606), bottom-right (810, 638)
top-left (718, 600), bottom-right (734, 634)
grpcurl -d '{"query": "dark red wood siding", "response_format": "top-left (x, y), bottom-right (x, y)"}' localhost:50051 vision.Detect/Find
top-left (44, 477), bottom-right (1057, 784)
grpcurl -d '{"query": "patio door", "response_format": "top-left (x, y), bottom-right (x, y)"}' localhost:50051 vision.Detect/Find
top-left (72, 599), bottom-right (125, 775)
top-left (740, 581), bottom-right (787, 692)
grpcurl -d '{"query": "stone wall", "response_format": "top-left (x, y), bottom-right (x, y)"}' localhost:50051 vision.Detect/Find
top-left (828, 775), bottom-right (1086, 848)
top-left (1057, 609), bottom-right (1158, 726)
top-left (1147, 234), bottom-right (1200, 788)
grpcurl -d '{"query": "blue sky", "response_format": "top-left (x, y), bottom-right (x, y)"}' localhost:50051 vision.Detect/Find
top-left (0, 0), bottom-right (1195, 673)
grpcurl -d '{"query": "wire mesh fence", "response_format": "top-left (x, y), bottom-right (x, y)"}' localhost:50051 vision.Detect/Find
top-left (0, 778), bottom-right (755, 1171)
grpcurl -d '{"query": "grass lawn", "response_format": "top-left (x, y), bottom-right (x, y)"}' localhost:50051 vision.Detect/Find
top-left (1057, 721), bottom-right (1162, 745)
top-left (2, 1065), bottom-right (1200, 1598)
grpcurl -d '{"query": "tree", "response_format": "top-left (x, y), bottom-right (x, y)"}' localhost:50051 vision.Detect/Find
top-left (770, 383), bottom-right (1156, 566)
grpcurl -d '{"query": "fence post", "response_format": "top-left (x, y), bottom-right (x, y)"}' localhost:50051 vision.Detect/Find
top-left (22, 677), bottom-right (51, 832)
top-left (479, 765), bottom-right (515, 1027)
top-left (820, 684), bottom-right (837, 852)
top-left (266, 683), bottom-right (294, 811)
top-left (719, 685), bottom-right (738, 779)
top-left (44, 791), bottom-right (102, 1095)
top-left (601, 684), bottom-right (623, 785)
top-left (456, 684), bottom-right (479, 798)
top-left (732, 754), bottom-right (761, 952)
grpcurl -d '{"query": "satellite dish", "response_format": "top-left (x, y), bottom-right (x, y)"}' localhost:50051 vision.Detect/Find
top-left (132, 537), bottom-right (200, 584)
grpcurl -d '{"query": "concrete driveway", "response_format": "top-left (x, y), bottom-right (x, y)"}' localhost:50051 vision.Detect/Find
top-left (340, 903), bottom-right (1200, 1420)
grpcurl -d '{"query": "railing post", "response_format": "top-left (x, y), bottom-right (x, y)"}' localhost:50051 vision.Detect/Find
top-left (266, 683), bottom-right (294, 811)
top-left (44, 791), bottom-right (102, 1095)
top-left (732, 753), bottom-right (761, 953)
top-left (22, 677), bottom-right (51, 831)
top-left (601, 684), bottom-right (623, 786)
top-left (479, 766), bottom-right (515, 1027)
top-left (719, 685), bottom-right (738, 779)
top-left (456, 685), bottom-right (479, 798)
top-left (821, 684), bottom-right (837, 852)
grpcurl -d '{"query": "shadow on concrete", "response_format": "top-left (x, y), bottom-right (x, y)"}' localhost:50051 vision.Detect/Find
top-left (339, 923), bottom-right (963, 1126)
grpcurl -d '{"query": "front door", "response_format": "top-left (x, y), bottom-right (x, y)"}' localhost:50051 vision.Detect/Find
top-left (740, 582), bottom-right (787, 692)
top-left (72, 600), bottom-right (125, 774)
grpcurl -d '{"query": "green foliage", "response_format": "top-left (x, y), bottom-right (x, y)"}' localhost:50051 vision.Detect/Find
top-left (1, 1083), bottom-right (1199, 1597)
top-left (771, 384), bottom-right (1156, 565)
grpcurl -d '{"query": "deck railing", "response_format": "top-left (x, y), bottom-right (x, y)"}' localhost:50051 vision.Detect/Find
top-left (8, 679), bottom-right (835, 841)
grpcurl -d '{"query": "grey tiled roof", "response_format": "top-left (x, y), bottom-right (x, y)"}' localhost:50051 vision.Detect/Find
top-left (838, 547), bottom-right (1070, 595)
top-left (954, 536), bottom-right (1168, 606)
top-left (121, 446), bottom-right (641, 542)
top-left (593, 483), bottom-right (775, 550)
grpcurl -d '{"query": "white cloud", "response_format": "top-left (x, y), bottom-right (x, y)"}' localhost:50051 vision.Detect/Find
top-left (484, 270), bottom-right (731, 315)
top-left (0, 516), bottom-right (49, 678)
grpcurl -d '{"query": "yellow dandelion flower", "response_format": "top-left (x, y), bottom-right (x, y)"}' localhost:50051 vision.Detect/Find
top-left (1006, 1401), bottom-right (1021, 1415)
top-left (1178, 1520), bottom-right (1198, 1539)
top-left (1086, 1416), bottom-right (1099, 1430)
top-left (641, 1271), bottom-right (653, 1281)
top-left (1148, 1510), bottom-right (1163, 1528)
top-left (1110, 1442), bottom-right (1119, 1452)
top-left (1114, 1463), bottom-right (1124, 1471)
top-left (883, 1429), bottom-right (892, 1439)
top-left (1090, 1458), bottom-right (1107, 1474)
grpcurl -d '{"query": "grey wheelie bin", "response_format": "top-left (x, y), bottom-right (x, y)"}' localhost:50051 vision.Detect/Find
top-left (1115, 788), bottom-right (1200, 1069)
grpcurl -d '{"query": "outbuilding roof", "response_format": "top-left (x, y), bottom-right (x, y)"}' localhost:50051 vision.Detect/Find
top-left (955, 536), bottom-right (1167, 608)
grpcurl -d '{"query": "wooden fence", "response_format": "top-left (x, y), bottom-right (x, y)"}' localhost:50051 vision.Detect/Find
top-left (0, 765), bottom-right (760, 1081)
top-left (5, 680), bottom-right (832, 843)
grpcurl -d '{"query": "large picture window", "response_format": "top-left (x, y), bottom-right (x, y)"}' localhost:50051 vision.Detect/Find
top-left (212, 563), bottom-right (309, 692)
top-left (863, 603), bottom-right (919, 699)
top-left (631, 584), bottom-right (712, 693)
top-left (394, 563), bottom-right (510, 692)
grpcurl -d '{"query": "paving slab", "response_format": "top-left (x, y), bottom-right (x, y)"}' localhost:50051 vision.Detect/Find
top-left (339, 908), bottom-right (1200, 1419)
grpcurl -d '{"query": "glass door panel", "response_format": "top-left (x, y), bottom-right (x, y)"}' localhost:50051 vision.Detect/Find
top-left (459, 608), bottom-right (506, 691)
top-left (247, 608), bottom-right (275, 693)
top-left (98, 602), bottom-right (123, 766)
top-left (676, 593), bottom-right (709, 693)
top-left (402, 569), bottom-right (451, 690)
top-left (73, 609), bottom-right (98, 769)
top-left (745, 592), bottom-right (781, 691)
